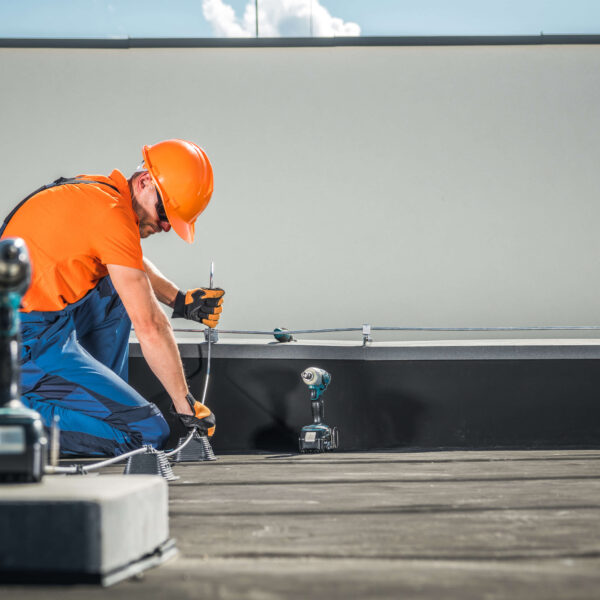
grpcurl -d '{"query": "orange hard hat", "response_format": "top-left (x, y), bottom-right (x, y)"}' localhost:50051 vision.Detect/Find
top-left (141, 139), bottom-right (214, 243)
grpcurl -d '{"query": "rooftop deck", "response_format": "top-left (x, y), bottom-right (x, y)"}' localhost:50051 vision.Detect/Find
top-left (2, 448), bottom-right (600, 599)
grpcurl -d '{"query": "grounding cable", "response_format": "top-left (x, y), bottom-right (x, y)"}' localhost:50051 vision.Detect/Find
top-left (172, 325), bottom-right (600, 335)
top-left (51, 321), bottom-right (600, 475)
top-left (45, 422), bottom-right (199, 475)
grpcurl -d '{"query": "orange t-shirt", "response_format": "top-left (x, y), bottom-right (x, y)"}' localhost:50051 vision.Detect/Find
top-left (2, 170), bottom-right (144, 312)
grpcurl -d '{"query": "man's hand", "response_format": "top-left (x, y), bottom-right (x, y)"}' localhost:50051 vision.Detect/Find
top-left (175, 393), bottom-right (216, 437)
top-left (172, 288), bottom-right (225, 328)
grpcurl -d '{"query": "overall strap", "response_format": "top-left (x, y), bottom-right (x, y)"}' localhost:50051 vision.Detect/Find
top-left (0, 177), bottom-right (119, 237)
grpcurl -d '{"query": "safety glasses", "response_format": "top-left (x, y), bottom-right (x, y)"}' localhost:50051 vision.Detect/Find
top-left (155, 189), bottom-right (169, 223)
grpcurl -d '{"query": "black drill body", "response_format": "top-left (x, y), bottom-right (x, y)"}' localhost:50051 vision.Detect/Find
top-left (311, 389), bottom-right (325, 424)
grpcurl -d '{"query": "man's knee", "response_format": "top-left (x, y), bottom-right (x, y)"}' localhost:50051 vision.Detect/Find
top-left (139, 413), bottom-right (170, 449)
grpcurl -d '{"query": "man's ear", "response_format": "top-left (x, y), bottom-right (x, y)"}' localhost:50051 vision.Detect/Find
top-left (133, 171), bottom-right (152, 194)
top-left (139, 171), bottom-right (153, 189)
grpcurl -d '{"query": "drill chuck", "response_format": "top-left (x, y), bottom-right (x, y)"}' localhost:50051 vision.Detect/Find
top-left (0, 237), bottom-right (31, 296)
top-left (301, 367), bottom-right (331, 401)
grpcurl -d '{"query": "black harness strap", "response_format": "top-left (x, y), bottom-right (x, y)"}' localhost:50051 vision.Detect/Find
top-left (1, 177), bottom-right (119, 236)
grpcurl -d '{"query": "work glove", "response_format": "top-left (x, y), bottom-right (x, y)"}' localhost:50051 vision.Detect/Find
top-left (172, 287), bottom-right (225, 328)
top-left (173, 393), bottom-right (216, 438)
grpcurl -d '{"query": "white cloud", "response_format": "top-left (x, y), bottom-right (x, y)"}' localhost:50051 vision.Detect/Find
top-left (202, 0), bottom-right (252, 37)
top-left (202, 0), bottom-right (360, 38)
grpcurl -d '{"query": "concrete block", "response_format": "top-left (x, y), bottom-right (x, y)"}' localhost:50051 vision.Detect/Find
top-left (0, 475), bottom-right (174, 584)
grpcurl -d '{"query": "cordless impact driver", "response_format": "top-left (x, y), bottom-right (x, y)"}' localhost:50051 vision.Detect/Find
top-left (298, 367), bottom-right (339, 453)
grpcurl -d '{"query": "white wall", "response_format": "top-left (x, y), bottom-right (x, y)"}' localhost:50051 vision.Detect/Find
top-left (1, 44), bottom-right (599, 340)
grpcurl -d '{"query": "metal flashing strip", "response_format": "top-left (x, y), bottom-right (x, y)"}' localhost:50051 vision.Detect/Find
top-left (130, 338), bottom-right (600, 361)
top-left (2, 34), bottom-right (600, 49)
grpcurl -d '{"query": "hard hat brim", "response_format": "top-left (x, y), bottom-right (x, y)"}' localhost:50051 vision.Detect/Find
top-left (166, 209), bottom-right (195, 243)
top-left (140, 164), bottom-right (195, 243)
top-left (152, 175), bottom-right (196, 243)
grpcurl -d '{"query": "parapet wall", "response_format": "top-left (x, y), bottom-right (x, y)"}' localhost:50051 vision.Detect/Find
top-left (129, 338), bottom-right (600, 452)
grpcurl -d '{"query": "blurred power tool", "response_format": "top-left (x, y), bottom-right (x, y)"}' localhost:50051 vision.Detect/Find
top-left (299, 367), bottom-right (339, 453)
top-left (273, 327), bottom-right (295, 343)
top-left (0, 238), bottom-right (47, 483)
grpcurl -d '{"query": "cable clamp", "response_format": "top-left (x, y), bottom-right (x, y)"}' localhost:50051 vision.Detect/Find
top-left (204, 328), bottom-right (219, 343)
top-left (362, 323), bottom-right (372, 346)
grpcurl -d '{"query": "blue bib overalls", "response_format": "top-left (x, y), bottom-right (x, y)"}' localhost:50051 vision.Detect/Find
top-left (1, 178), bottom-right (170, 455)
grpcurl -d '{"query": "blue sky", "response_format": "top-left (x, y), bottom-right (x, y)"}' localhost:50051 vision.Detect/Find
top-left (1, 0), bottom-right (599, 38)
